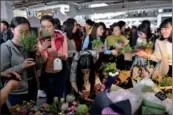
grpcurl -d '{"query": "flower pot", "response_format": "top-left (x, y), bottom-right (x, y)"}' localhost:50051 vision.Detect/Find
top-left (106, 72), bottom-right (119, 89)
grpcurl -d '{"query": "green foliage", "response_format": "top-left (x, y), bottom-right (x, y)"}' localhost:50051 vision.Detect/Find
top-left (20, 35), bottom-right (37, 52)
top-left (121, 45), bottom-right (133, 54)
top-left (158, 77), bottom-right (172, 87)
top-left (76, 104), bottom-right (89, 115)
top-left (92, 40), bottom-right (103, 50)
top-left (116, 38), bottom-right (124, 43)
top-left (135, 42), bottom-right (153, 50)
top-left (103, 63), bottom-right (117, 74)
top-left (146, 43), bottom-right (153, 49)
top-left (166, 93), bottom-right (172, 99)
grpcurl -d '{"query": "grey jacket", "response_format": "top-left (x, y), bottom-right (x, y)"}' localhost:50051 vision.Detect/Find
top-left (1, 40), bottom-right (28, 95)
top-left (70, 50), bottom-right (99, 82)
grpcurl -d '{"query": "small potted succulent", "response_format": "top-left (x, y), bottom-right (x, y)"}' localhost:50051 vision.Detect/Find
top-left (103, 63), bottom-right (119, 89)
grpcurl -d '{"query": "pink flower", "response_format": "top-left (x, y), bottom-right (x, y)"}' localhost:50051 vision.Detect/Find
top-left (102, 107), bottom-right (120, 115)
top-left (68, 107), bottom-right (71, 111)
top-left (67, 112), bottom-right (73, 115)
top-left (72, 102), bottom-right (77, 105)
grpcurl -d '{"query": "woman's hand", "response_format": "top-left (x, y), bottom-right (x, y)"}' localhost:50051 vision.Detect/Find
top-left (22, 58), bottom-right (35, 69)
top-left (1, 72), bottom-right (21, 81)
top-left (6, 80), bottom-right (20, 91)
top-left (40, 40), bottom-right (51, 51)
top-left (136, 50), bottom-right (147, 58)
top-left (111, 49), bottom-right (118, 56)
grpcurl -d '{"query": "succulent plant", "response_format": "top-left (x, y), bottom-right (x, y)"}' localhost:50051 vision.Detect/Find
top-left (103, 63), bottom-right (117, 74)
top-left (76, 104), bottom-right (89, 115)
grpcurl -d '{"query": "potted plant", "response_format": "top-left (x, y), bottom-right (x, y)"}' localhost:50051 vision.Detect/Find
top-left (20, 34), bottom-right (38, 58)
top-left (92, 39), bottom-right (103, 51)
top-left (103, 63), bottom-right (119, 89)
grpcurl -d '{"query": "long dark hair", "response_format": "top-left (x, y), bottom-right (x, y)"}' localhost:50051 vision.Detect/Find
top-left (89, 23), bottom-right (103, 40)
top-left (137, 23), bottom-right (152, 42)
top-left (64, 18), bottom-right (76, 39)
top-left (160, 18), bottom-right (172, 43)
top-left (76, 54), bottom-right (95, 92)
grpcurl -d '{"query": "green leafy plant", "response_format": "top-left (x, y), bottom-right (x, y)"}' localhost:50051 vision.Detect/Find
top-left (158, 77), bottom-right (172, 87)
top-left (76, 104), bottom-right (89, 115)
top-left (92, 40), bottom-right (103, 50)
top-left (146, 43), bottom-right (153, 49)
top-left (121, 45), bottom-right (133, 54)
top-left (135, 42), bottom-right (153, 50)
top-left (116, 38), bottom-right (124, 44)
top-left (21, 35), bottom-right (37, 52)
top-left (103, 63), bottom-right (117, 74)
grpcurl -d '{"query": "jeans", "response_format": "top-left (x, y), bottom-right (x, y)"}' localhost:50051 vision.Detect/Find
top-left (44, 71), bottom-right (67, 104)
top-left (8, 94), bottom-right (28, 106)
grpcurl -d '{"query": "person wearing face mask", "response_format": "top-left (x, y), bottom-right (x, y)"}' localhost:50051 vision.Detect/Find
top-left (38, 15), bottom-right (68, 104)
top-left (1, 17), bottom-right (37, 106)
top-left (136, 18), bottom-right (172, 79)
top-left (82, 23), bottom-right (105, 50)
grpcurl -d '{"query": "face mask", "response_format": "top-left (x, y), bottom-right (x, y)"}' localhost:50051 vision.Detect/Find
top-left (137, 37), bottom-right (147, 44)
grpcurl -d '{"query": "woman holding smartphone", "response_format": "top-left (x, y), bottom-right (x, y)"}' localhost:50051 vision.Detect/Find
top-left (38, 15), bottom-right (68, 104)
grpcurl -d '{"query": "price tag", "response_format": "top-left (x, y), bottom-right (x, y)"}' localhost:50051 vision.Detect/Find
top-left (155, 92), bottom-right (167, 101)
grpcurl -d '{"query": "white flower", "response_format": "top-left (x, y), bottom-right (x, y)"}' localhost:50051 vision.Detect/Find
top-left (108, 72), bottom-right (119, 77)
top-left (66, 94), bottom-right (75, 103)
top-left (61, 103), bottom-right (69, 111)
top-left (60, 98), bottom-right (65, 103)
top-left (53, 97), bottom-right (59, 103)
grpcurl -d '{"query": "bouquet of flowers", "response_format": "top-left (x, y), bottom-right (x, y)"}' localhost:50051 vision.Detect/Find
top-left (92, 39), bottom-right (103, 50)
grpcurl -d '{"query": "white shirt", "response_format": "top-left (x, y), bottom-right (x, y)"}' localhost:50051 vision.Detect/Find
top-left (166, 41), bottom-right (172, 65)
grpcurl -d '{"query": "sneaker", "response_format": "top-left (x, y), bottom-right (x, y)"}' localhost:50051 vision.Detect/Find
top-left (37, 90), bottom-right (47, 98)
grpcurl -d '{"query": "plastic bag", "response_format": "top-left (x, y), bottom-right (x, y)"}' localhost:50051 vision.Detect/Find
top-left (143, 92), bottom-right (172, 114)
top-left (107, 89), bottom-right (142, 114)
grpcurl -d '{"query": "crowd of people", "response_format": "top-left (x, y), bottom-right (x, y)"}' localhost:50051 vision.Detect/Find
top-left (0, 15), bottom-right (172, 114)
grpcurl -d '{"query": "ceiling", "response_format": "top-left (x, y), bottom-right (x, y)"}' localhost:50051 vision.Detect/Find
top-left (12, 0), bottom-right (151, 9)
top-left (13, 0), bottom-right (172, 16)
